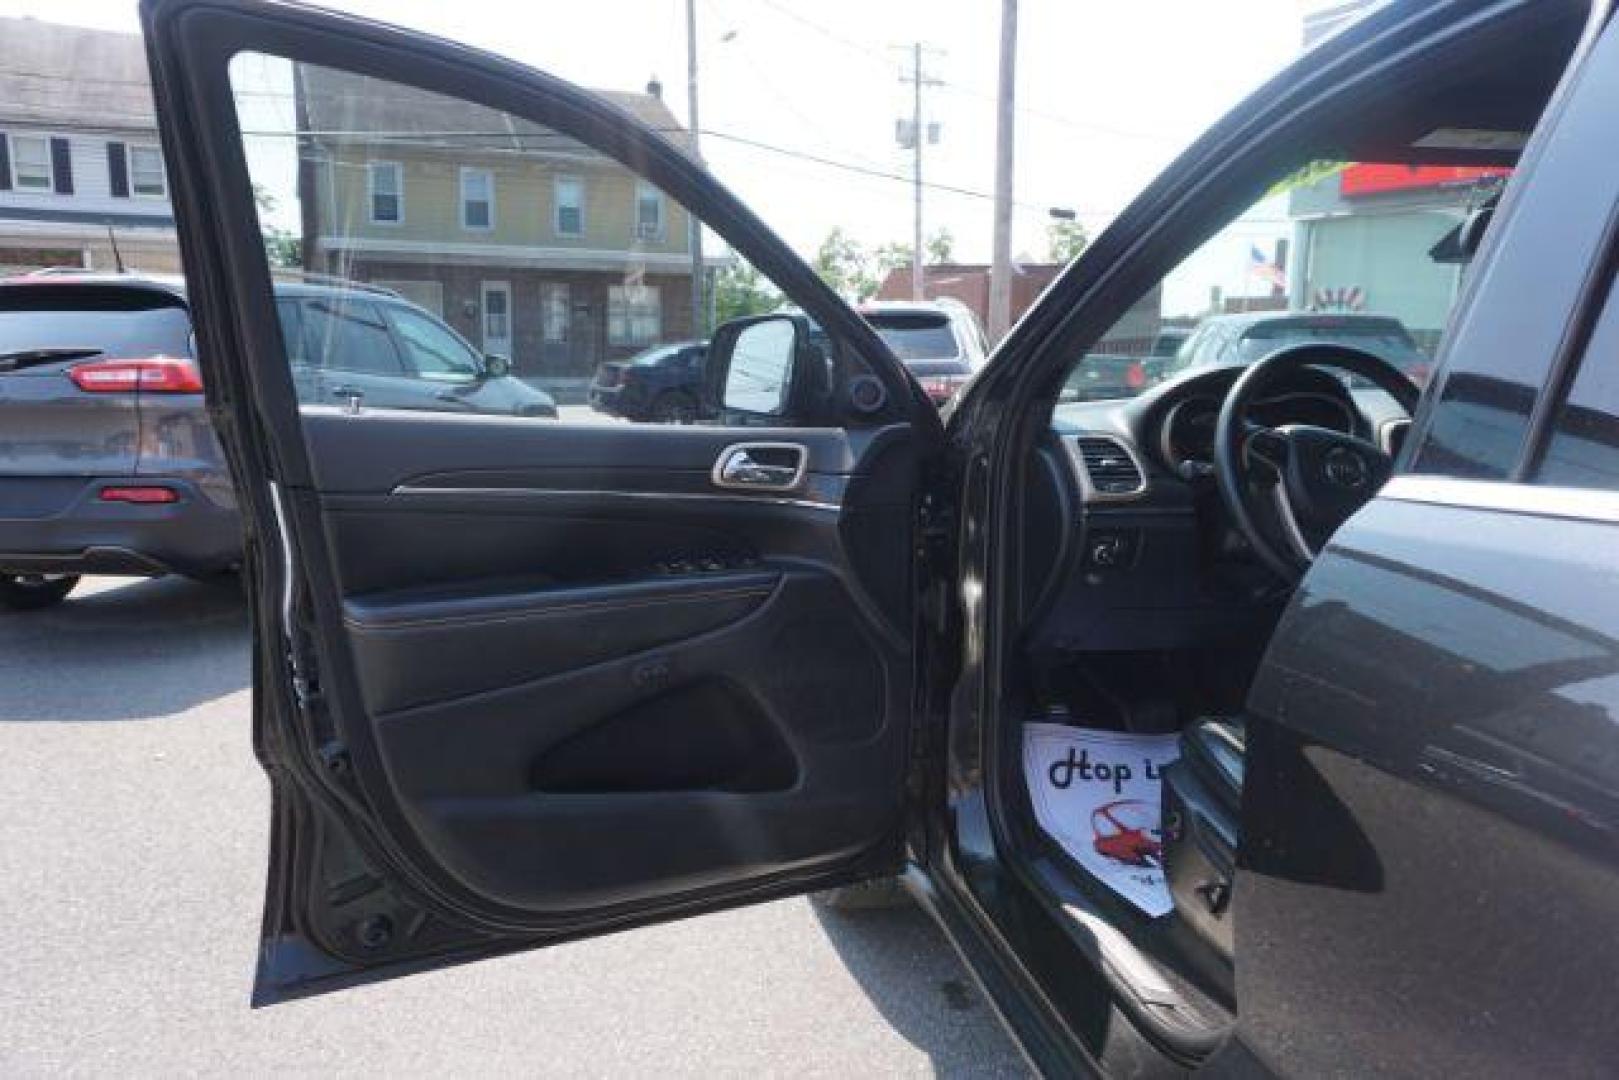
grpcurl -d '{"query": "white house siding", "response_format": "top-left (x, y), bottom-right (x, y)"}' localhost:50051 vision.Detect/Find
top-left (0, 128), bottom-right (174, 221)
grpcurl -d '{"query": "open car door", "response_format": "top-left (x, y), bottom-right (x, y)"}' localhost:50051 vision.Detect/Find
top-left (140, 0), bottom-right (936, 1003)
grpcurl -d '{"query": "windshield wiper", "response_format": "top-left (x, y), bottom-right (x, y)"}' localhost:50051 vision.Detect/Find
top-left (0, 346), bottom-right (104, 371)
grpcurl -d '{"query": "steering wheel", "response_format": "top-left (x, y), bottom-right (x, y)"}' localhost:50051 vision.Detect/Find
top-left (1213, 343), bottom-right (1421, 580)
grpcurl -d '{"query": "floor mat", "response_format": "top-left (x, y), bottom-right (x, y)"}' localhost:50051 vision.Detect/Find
top-left (1023, 722), bottom-right (1182, 917)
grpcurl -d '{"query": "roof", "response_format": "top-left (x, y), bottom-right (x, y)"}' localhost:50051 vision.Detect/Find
top-left (0, 18), bottom-right (157, 133)
top-left (297, 65), bottom-right (697, 162)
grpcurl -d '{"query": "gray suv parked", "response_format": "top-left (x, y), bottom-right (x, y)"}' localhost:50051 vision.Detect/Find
top-left (0, 273), bottom-right (555, 609)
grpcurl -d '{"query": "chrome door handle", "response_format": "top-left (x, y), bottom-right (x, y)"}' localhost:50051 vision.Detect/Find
top-left (330, 385), bottom-right (365, 414)
top-left (712, 443), bottom-right (807, 492)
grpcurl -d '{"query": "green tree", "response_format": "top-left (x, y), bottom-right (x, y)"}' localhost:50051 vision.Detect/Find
top-left (873, 241), bottom-right (913, 276)
top-left (925, 227), bottom-right (955, 265)
top-left (711, 260), bottom-right (780, 325)
top-left (812, 227), bottom-right (877, 301)
top-left (1047, 219), bottom-right (1090, 264)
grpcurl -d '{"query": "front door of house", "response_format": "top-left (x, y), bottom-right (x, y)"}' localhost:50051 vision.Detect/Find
top-left (480, 280), bottom-right (512, 359)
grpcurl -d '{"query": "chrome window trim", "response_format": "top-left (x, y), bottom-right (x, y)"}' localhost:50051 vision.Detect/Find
top-left (1382, 475), bottom-right (1619, 524)
top-left (389, 484), bottom-right (840, 513)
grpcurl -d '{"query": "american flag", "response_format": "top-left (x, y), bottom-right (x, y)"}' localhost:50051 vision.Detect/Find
top-left (1249, 244), bottom-right (1287, 289)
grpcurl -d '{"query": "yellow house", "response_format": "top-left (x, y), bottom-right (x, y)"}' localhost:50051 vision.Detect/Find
top-left (297, 67), bottom-right (717, 381)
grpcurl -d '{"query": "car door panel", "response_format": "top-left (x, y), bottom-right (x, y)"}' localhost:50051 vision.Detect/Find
top-left (1237, 494), bottom-right (1619, 1076)
top-left (142, 0), bottom-right (930, 1002)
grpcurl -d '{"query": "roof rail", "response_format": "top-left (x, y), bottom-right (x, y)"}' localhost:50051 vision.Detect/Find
top-left (24, 266), bottom-right (117, 277)
top-left (268, 270), bottom-right (400, 298)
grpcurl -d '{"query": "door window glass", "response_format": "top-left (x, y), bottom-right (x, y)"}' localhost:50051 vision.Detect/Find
top-left (230, 54), bottom-right (894, 428)
top-left (300, 298), bottom-right (405, 376)
top-left (385, 303), bottom-right (484, 379)
top-left (482, 286), bottom-right (510, 343)
top-left (1536, 290), bottom-right (1619, 491)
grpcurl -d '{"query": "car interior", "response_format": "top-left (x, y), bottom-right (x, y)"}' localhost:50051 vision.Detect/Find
top-left (989, 0), bottom-right (1589, 1057)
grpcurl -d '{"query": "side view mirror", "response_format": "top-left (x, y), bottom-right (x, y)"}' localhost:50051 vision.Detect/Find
top-left (483, 353), bottom-right (511, 378)
top-left (705, 313), bottom-right (822, 423)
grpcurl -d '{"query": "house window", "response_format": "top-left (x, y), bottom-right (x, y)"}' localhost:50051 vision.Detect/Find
top-left (128, 145), bottom-right (166, 198)
top-left (635, 182), bottom-right (664, 241)
top-left (368, 161), bottom-right (402, 223)
top-left (10, 134), bottom-right (52, 191)
top-left (554, 176), bottom-right (584, 237)
top-left (461, 167), bottom-right (494, 230)
top-left (608, 284), bottom-right (661, 346)
top-left (542, 283), bottom-right (570, 343)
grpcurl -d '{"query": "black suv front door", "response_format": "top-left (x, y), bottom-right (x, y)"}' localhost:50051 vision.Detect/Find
top-left (141, 0), bottom-right (937, 1003)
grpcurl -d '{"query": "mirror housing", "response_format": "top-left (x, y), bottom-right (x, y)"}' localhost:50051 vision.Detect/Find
top-left (704, 313), bottom-right (827, 425)
top-left (482, 353), bottom-right (511, 378)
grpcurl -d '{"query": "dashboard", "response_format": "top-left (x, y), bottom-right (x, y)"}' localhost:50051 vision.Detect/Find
top-left (1021, 363), bottom-right (1410, 652)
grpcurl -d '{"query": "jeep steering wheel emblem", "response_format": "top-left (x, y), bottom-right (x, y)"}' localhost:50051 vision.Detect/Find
top-left (1323, 446), bottom-right (1369, 490)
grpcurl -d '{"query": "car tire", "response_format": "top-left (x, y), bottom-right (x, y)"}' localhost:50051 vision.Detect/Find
top-left (809, 876), bottom-right (908, 911)
top-left (650, 391), bottom-right (699, 425)
top-left (0, 573), bottom-right (80, 611)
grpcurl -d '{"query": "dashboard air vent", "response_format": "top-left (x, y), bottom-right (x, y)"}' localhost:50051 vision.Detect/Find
top-left (1075, 436), bottom-right (1145, 497)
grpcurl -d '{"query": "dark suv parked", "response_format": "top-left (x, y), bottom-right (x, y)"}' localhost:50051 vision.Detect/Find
top-left (588, 341), bottom-right (706, 422)
top-left (0, 273), bottom-right (555, 608)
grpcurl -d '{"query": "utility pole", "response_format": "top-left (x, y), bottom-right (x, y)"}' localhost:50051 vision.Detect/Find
top-left (686, 0), bottom-right (705, 337)
top-left (897, 44), bottom-right (942, 301)
top-left (988, 0), bottom-right (1018, 342)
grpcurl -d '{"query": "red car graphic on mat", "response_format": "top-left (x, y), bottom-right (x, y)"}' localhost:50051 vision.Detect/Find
top-left (1092, 799), bottom-right (1163, 867)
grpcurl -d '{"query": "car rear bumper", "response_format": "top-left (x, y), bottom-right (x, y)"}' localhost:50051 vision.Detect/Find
top-left (0, 476), bottom-right (240, 578)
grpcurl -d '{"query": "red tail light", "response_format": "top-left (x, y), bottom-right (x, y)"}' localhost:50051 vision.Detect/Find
top-left (1126, 361), bottom-right (1146, 389)
top-left (68, 358), bottom-right (204, 394)
top-left (920, 375), bottom-right (969, 403)
top-left (99, 485), bottom-right (179, 505)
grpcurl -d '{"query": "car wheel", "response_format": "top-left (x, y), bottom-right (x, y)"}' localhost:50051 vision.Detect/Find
top-left (651, 391), bottom-right (699, 425)
top-left (0, 573), bottom-right (80, 611)
top-left (809, 877), bottom-right (908, 911)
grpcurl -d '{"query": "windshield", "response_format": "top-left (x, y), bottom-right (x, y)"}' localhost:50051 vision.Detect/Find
top-left (866, 313), bottom-right (960, 361)
top-left (1060, 161), bottom-right (1509, 403)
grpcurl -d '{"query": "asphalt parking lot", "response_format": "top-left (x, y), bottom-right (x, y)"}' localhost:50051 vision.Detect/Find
top-left (0, 575), bottom-right (1027, 1077)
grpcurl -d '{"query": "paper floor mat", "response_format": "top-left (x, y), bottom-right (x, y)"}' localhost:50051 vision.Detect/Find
top-left (1022, 722), bottom-right (1182, 917)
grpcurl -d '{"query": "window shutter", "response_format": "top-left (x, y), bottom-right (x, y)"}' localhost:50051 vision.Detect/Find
top-left (107, 141), bottom-right (129, 198)
top-left (0, 134), bottom-right (10, 191)
top-left (50, 136), bottom-right (73, 194)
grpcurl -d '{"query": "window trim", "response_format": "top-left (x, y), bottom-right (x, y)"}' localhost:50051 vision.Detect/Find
top-left (553, 174), bottom-right (585, 238)
top-left (634, 181), bottom-right (664, 242)
top-left (367, 160), bottom-right (403, 225)
top-left (7, 131), bottom-right (55, 192)
top-left (1382, 475), bottom-right (1619, 525)
top-left (460, 165), bottom-right (495, 232)
top-left (607, 282), bottom-right (661, 347)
